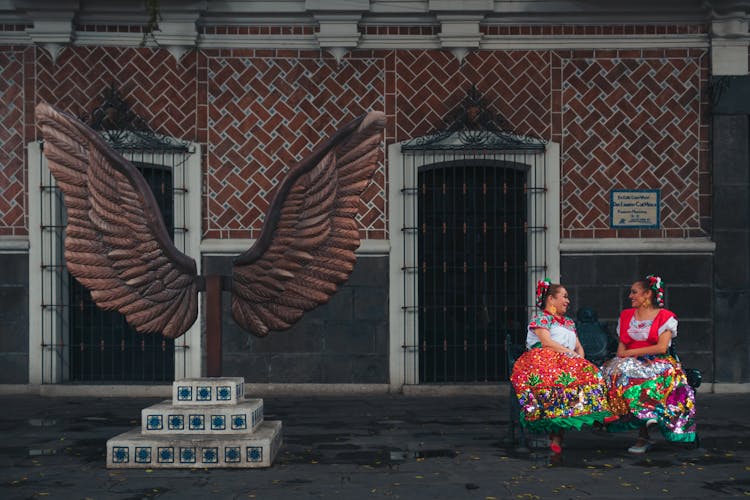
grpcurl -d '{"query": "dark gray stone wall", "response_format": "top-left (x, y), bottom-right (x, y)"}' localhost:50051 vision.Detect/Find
top-left (0, 253), bottom-right (29, 383)
top-left (712, 114), bottom-right (750, 383)
top-left (203, 255), bottom-right (389, 384)
top-left (561, 253), bottom-right (714, 381)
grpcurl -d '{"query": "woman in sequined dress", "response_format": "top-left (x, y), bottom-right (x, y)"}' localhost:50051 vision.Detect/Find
top-left (510, 279), bottom-right (613, 454)
top-left (600, 275), bottom-right (697, 453)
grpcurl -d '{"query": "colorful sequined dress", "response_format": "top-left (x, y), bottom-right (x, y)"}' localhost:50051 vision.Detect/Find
top-left (510, 312), bottom-right (612, 432)
top-left (600, 308), bottom-right (696, 442)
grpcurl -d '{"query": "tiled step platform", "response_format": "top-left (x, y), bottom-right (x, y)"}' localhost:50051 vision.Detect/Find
top-left (172, 377), bottom-right (245, 406)
top-left (140, 399), bottom-right (264, 435)
top-left (106, 377), bottom-right (282, 469)
top-left (107, 421), bottom-right (282, 468)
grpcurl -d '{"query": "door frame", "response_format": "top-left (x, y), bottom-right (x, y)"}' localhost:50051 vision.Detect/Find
top-left (387, 139), bottom-right (560, 390)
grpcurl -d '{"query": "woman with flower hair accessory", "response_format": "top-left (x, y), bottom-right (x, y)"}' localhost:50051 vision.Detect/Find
top-left (600, 275), bottom-right (697, 453)
top-left (511, 279), bottom-right (613, 454)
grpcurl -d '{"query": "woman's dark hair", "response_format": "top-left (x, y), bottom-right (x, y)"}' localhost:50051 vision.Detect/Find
top-left (634, 279), bottom-right (660, 307)
top-left (540, 283), bottom-right (565, 310)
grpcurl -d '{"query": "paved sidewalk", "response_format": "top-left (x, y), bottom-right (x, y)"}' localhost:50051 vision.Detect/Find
top-left (0, 391), bottom-right (748, 499)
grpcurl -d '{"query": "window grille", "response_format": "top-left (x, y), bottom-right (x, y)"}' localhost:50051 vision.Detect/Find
top-left (36, 143), bottom-right (194, 383)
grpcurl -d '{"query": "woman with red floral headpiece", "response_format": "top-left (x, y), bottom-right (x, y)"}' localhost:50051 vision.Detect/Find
top-left (511, 279), bottom-right (613, 454)
top-left (600, 275), bottom-right (697, 453)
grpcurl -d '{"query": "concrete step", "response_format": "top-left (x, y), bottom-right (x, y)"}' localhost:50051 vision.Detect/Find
top-left (141, 398), bottom-right (264, 435)
top-left (106, 420), bottom-right (282, 468)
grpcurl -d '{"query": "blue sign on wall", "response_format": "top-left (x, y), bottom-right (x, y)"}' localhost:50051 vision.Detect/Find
top-left (610, 189), bottom-right (660, 229)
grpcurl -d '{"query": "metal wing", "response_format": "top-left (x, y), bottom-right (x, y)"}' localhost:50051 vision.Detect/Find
top-left (231, 111), bottom-right (386, 337)
top-left (36, 102), bottom-right (199, 338)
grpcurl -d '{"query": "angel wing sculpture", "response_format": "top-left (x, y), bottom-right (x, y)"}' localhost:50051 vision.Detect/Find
top-left (36, 103), bottom-right (385, 353)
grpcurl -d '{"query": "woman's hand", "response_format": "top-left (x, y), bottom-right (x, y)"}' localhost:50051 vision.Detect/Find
top-left (616, 341), bottom-right (628, 358)
top-left (574, 339), bottom-right (585, 358)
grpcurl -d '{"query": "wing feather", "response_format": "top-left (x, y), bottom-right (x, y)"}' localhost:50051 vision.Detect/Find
top-left (232, 300), bottom-right (268, 337)
top-left (36, 102), bottom-right (199, 339)
top-left (231, 111), bottom-right (385, 337)
top-left (163, 289), bottom-right (196, 335)
top-left (249, 303), bottom-right (292, 331)
top-left (276, 293), bottom-right (318, 311)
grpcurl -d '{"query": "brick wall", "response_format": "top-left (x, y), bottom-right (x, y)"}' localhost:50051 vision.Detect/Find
top-left (0, 47), bottom-right (28, 236)
top-left (0, 43), bottom-right (710, 239)
top-left (204, 49), bottom-right (386, 239)
top-left (560, 49), bottom-right (709, 238)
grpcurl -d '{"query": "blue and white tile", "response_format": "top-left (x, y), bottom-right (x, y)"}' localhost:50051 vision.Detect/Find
top-left (106, 421), bottom-right (283, 468)
top-left (140, 399), bottom-right (263, 435)
top-left (171, 377), bottom-right (245, 406)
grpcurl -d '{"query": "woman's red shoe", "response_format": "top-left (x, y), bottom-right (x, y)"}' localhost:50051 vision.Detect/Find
top-left (549, 433), bottom-right (563, 454)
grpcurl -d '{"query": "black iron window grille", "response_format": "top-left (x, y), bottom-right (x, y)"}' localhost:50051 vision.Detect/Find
top-left (37, 87), bottom-right (195, 383)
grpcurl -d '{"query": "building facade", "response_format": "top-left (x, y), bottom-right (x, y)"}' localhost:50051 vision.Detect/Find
top-left (0, 0), bottom-right (748, 392)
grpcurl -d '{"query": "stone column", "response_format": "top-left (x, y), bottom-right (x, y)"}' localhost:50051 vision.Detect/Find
top-left (710, 2), bottom-right (750, 385)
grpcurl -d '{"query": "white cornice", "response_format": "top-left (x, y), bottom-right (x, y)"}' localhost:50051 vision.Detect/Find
top-left (305, 0), bottom-right (370, 10)
top-left (0, 31), bottom-right (29, 44)
top-left (480, 34), bottom-right (709, 50)
top-left (708, 0), bottom-right (750, 16)
top-left (201, 238), bottom-right (390, 255)
top-left (358, 35), bottom-right (441, 49)
top-left (25, 7), bottom-right (75, 62)
top-left (560, 238), bottom-right (716, 254)
top-left (72, 31), bottom-right (144, 46)
top-left (0, 1), bottom-right (719, 53)
top-left (430, 0), bottom-right (493, 11)
top-left (313, 12), bottom-right (363, 61)
top-left (0, 236), bottom-right (29, 252)
top-left (67, 32), bottom-right (710, 51)
top-left (205, 1), bottom-right (306, 14)
top-left (0, 0), bottom-right (716, 24)
top-left (197, 35), bottom-right (319, 49)
top-left (198, 16), bottom-right (314, 24)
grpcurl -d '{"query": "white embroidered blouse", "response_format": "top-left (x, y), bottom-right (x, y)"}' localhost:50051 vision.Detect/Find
top-left (617, 316), bottom-right (679, 344)
top-left (526, 312), bottom-right (577, 351)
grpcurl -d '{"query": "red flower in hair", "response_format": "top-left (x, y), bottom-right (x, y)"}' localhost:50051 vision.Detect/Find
top-left (646, 274), bottom-right (665, 307)
top-left (535, 278), bottom-right (551, 309)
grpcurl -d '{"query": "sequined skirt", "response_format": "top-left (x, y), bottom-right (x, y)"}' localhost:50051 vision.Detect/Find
top-left (600, 355), bottom-right (696, 442)
top-left (510, 348), bottom-right (612, 432)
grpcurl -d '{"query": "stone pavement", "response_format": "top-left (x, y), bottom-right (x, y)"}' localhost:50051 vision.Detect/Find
top-left (0, 391), bottom-right (748, 499)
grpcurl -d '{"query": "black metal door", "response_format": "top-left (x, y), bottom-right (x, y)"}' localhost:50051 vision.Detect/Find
top-left (418, 161), bottom-right (527, 382)
top-left (69, 163), bottom-right (175, 382)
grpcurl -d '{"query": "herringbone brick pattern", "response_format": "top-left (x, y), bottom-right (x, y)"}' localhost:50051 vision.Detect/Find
top-left (395, 50), bottom-right (550, 141)
top-left (561, 51), bottom-right (705, 237)
top-left (35, 46), bottom-right (198, 142)
top-left (206, 54), bottom-right (386, 239)
top-left (0, 44), bottom-right (711, 240)
top-left (0, 48), bottom-right (26, 235)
